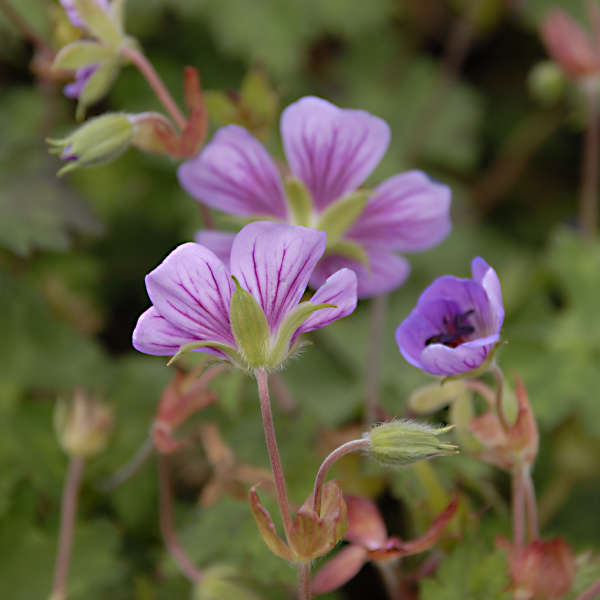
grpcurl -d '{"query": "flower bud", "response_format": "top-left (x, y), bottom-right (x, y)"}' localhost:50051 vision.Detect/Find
top-left (48, 113), bottom-right (134, 175)
top-left (528, 61), bottom-right (567, 105)
top-left (54, 389), bottom-right (113, 457)
top-left (366, 420), bottom-right (458, 468)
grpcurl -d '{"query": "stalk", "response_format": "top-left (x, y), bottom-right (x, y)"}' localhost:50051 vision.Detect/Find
top-left (365, 294), bottom-right (387, 426)
top-left (580, 81), bottom-right (599, 239)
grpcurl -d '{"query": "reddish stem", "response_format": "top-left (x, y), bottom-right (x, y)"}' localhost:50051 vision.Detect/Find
top-left (365, 294), bottom-right (387, 427)
top-left (0, 0), bottom-right (48, 50)
top-left (51, 456), bottom-right (85, 600)
top-left (577, 578), bottom-right (600, 600)
top-left (157, 454), bottom-right (203, 583)
top-left (523, 468), bottom-right (539, 542)
top-left (490, 363), bottom-right (509, 433)
top-left (255, 369), bottom-right (293, 541)
top-left (297, 562), bottom-right (311, 600)
top-left (512, 466), bottom-right (526, 548)
top-left (120, 46), bottom-right (187, 130)
top-left (580, 82), bottom-right (599, 239)
top-left (312, 438), bottom-right (370, 515)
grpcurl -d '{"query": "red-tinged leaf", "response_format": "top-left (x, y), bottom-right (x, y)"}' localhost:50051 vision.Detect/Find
top-left (184, 66), bottom-right (204, 111)
top-left (290, 481), bottom-right (347, 561)
top-left (312, 545), bottom-right (368, 595)
top-left (344, 495), bottom-right (387, 551)
top-left (368, 497), bottom-right (458, 560)
top-left (248, 485), bottom-right (294, 562)
top-left (180, 107), bottom-right (208, 157)
top-left (131, 112), bottom-right (181, 156)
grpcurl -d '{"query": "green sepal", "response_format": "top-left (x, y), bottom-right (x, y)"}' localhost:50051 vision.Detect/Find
top-left (73, 0), bottom-right (122, 48)
top-left (408, 380), bottom-right (467, 415)
top-left (166, 340), bottom-right (244, 367)
top-left (316, 189), bottom-right (369, 245)
top-left (326, 239), bottom-right (369, 267)
top-left (230, 277), bottom-right (270, 369)
top-left (108, 0), bottom-right (126, 30)
top-left (53, 41), bottom-right (115, 70)
top-left (76, 58), bottom-right (120, 120)
top-left (284, 177), bottom-right (313, 227)
top-left (267, 301), bottom-right (335, 368)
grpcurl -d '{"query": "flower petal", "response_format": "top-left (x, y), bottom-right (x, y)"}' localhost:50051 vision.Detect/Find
top-left (419, 333), bottom-right (500, 376)
top-left (471, 257), bottom-right (504, 331)
top-left (344, 495), bottom-right (388, 550)
top-left (311, 545), bottom-right (368, 595)
top-left (64, 65), bottom-right (98, 99)
top-left (194, 230), bottom-right (235, 267)
top-left (310, 249), bottom-right (411, 299)
top-left (230, 222), bottom-right (326, 332)
top-left (281, 96), bottom-right (390, 211)
top-left (291, 268), bottom-right (357, 340)
top-left (346, 170), bottom-right (452, 252)
top-left (132, 307), bottom-right (198, 356)
top-left (145, 242), bottom-right (235, 346)
top-left (178, 125), bottom-right (287, 219)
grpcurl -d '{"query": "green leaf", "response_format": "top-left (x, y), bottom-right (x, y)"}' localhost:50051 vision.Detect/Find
top-left (230, 278), bottom-right (270, 369)
top-left (53, 41), bottom-right (115, 70)
top-left (316, 190), bottom-right (369, 246)
top-left (73, 0), bottom-right (123, 48)
top-left (284, 177), bottom-right (313, 227)
top-left (268, 301), bottom-right (334, 368)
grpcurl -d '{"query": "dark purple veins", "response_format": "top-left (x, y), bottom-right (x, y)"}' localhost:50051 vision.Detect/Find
top-left (425, 309), bottom-right (475, 348)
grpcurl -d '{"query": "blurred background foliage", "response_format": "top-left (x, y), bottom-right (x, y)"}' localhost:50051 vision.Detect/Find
top-left (1, 0), bottom-right (600, 598)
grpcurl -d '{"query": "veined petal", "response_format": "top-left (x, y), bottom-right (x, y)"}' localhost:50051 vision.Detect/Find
top-left (292, 268), bottom-right (357, 340)
top-left (194, 230), bottom-right (235, 268)
top-left (471, 257), bottom-right (504, 331)
top-left (178, 125), bottom-right (287, 219)
top-left (346, 170), bottom-right (451, 252)
top-left (419, 333), bottom-right (500, 376)
top-left (310, 249), bottom-right (411, 299)
top-left (281, 96), bottom-right (390, 211)
top-left (230, 222), bottom-right (326, 332)
top-left (145, 242), bottom-right (235, 347)
top-left (132, 307), bottom-right (200, 356)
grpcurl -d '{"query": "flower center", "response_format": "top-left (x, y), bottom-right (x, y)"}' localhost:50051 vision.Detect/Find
top-left (425, 309), bottom-right (475, 348)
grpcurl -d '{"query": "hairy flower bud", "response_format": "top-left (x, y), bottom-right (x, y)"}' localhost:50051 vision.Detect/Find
top-left (48, 113), bottom-right (134, 175)
top-left (366, 420), bottom-right (458, 467)
top-left (54, 389), bottom-right (113, 457)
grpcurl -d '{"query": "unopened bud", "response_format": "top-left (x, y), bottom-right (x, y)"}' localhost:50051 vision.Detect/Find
top-left (48, 113), bottom-right (133, 175)
top-left (529, 61), bottom-right (566, 105)
top-left (366, 420), bottom-right (458, 468)
top-left (54, 389), bottom-right (113, 457)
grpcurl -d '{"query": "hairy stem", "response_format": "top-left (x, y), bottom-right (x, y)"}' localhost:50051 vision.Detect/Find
top-left (512, 466), bottom-right (526, 548)
top-left (365, 294), bottom-right (387, 427)
top-left (580, 82), bottom-right (599, 239)
top-left (51, 456), bottom-right (85, 600)
top-left (157, 454), bottom-right (203, 583)
top-left (297, 562), bottom-right (312, 600)
top-left (523, 467), bottom-right (539, 541)
top-left (120, 46), bottom-right (187, 130)
top-left (312, 438), bottom-right (370, 514)
top-left (255, 369), bottom-right (293, 541)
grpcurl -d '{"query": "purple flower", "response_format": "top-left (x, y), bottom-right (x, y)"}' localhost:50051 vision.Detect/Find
top-left (132, 221), bottom-right (357, 370)
top-left (395, 258), bottom-right (504, 376)
top-left (178, 96), bottom-right (451, 299)
top-left (60, 0), bottom-right (110, 29)
top-left (64, 65), bottom-right (98, 99)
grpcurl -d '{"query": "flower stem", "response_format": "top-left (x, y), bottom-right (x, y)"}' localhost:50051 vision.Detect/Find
top-left (157, 454), bottom-right (203, 583)
top-left (490, 363), bottom-right (509, 433)
top-left (120, 46), bottom-right (187, 131)
top-left (512, 466), bottom-right (526, 548)
top-left (375, 560), bottom-right (403, 600)
top-left (365, 294), bottom-right (387, 427)
top-left (312, 438), bottom-right (370, 514)
top-left (255, 369), bottom-right (293, 541)
top-left (523, 467), bottom-right (539, 542)
top-left (0, 0), bottom-right (49, 50)
top-left (580, 82), bottom-right (599, 239)
top-left (297, 562), bottom-right (312, 600)
top-left (51, 456), bottom-right (85, 600)
top-left (577, 578), bottom-right (600, 600)
top-left (99, 436), bottom-right (154, 491)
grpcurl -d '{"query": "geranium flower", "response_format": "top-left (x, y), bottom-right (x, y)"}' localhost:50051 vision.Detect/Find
top-left (132, 221), bottom-right (357, 371)
top-left (178, 96), bottom-right (451, 298)
top-left (395, 257), bottom-right (504, 376)
top-left (312, 494), bottom-right (458, 594)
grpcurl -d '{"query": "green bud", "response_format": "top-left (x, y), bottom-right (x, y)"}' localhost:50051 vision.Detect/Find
top-left (54, 389), bottom-right (113, 457)
top-left (316, 190), bottom-right (369, 246)
top-left (529, 61), bottom-right (566, 106)
top-left (229, 276), bottom-right (270, 369)
top-left (367, 420), bottom-right (458, 467)
top-left (47, 113), bottom-right (133, 175)
top-left (284, 177), bottom-right (313, 227)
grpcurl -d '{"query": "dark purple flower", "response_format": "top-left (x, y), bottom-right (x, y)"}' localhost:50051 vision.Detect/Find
top-left (395, 257), bottom-right (504, 376)
top-left (133, 221), bottom-right (357, 370)
top-left (60, 0), bottom-right (110, 29)
top-left (178, 97), bottom-right (451, 298)
top-left (63, 65), bottom-right (98, 99)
